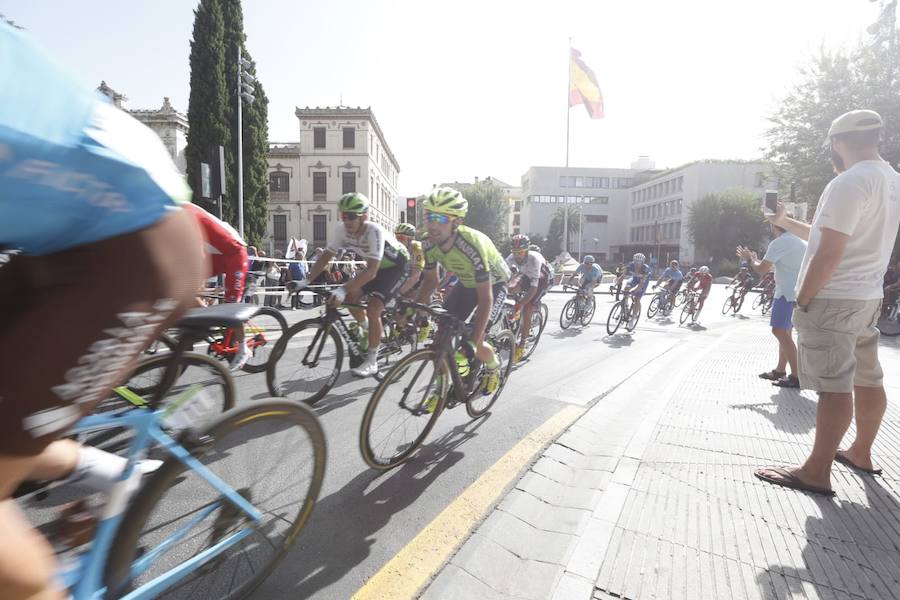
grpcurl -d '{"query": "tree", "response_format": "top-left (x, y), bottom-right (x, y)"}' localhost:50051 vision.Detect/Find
top-left (766, 8), bottom-right (900, 212)
top-left (456, 180), bottom-right (510, 244)
top-left (184, 0), bottom-right (230, 218)
top-left (544, 205), bottom-right (581, 258)
top-left (221, 0), bottom-right (269, 246)
top-left (688, 188), bottom-right (768, 264)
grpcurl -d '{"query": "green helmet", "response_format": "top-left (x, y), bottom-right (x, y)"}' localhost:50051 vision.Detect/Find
top-left (338, 192), bottom-right (370, 214)
top-left (423, 187), bottom-right (468, 218)
top-left (395, 222), bottom-right (416, 237)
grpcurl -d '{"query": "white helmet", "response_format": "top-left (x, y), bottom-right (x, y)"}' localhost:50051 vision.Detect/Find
top-left (633, 253), bottom-right (646, 263)
top-left (699, 266), bottom-right (710, 273)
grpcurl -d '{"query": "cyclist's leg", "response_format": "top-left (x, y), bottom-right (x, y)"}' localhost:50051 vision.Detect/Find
top-left (0, 210), bottom-right (204, 599)
top-left (223, 248), bottom-right (250, 365)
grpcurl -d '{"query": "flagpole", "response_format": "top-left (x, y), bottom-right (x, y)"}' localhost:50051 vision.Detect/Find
top-left (565, 37), bottom-right (571, 168)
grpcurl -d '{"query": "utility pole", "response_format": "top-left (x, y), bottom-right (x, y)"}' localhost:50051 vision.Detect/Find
top-left (236, 47), bottom-right (256, 239)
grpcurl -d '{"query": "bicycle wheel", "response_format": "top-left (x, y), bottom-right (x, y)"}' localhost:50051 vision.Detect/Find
top-left (722, 294), bottom-right (733, 315)
top-left (360, 349), bottom-right (449, 469)
top-left (560, 298), bottom-right (577, 329)
top-left (606, 301), bottom-right (623, 335)
top-left (673, 290), bottom-right (687, 307)
top-left (752, 293), bottom-right (764, 311)
top-left (647, 295), bottom-right (661, 318)
top-left (104, 401), bottom-right (326, 600)
top-left (877, 315), bottom-right (900, 336)
top-left (580, 295), bottom-right (596, 326)
top-left (625, 304), bottom-right (641, 332)
top-left (266, 319), bottom-right (343, 405)
top-left (733, 291), bottom-right (746, 313)
top-left (540, 303), bottom-right (549, 335)
top-left (467, 329), bottom-right (515, 419)
top-left (240, 307), bottom-right (288, 374)
top-left (521, 309), bottom-right (544, 360)
top-left (762, 296), bottom-right (773, 315)
top-left (679, 301), bottom-right (692, 325)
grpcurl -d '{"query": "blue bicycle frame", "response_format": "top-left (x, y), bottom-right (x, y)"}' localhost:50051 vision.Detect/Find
top-left (61, 405), bottom-right (263, 600)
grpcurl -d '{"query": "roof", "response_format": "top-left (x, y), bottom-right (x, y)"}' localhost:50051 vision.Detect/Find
top-left (295, 106), bottom-right (400, 172)
top-left (630, 159), bottom-right (775, 186)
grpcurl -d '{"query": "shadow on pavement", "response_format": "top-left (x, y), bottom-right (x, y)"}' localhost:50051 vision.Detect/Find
top-left (548, 328), bottom-right (586, 339)
top-left (258, 419), bottom-right (487, 599)
top-left (729, 390), bottom-right (817, 434)
top-left (755, 476), bottom-right (900, 599)
top-left (601, 334), bottom-right (634, 348)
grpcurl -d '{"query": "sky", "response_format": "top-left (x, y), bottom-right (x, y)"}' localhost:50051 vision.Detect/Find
top-left (3, 0), bottom-right (882, 195)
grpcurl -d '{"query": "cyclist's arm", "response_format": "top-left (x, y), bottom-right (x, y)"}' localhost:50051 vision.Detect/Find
top-left (399, 265), bottom-right (422, 296)
top-left (470, 278), bottom-right (494, 346)
top-left (416, 266), bottom-right (440, 305)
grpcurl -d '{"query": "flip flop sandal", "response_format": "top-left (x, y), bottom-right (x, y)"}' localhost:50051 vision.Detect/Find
top-left (758, 370), bottom-right (786, 381)
top-left (834, 452), bottom-right (883, 475)
top-left (754, 467), bottom-right (835, 496)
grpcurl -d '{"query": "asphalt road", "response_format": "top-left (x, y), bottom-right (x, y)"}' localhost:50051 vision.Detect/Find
top-left (237, 283), bottom-right (764, 599)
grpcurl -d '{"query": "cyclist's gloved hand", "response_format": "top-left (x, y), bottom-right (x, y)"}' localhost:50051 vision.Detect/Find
top-left (328, 285), bottom-right (347, 306)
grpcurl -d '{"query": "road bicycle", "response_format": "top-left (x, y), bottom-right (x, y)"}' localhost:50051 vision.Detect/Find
top-left (647, 286), bottom-right (675, 319)
top-left (497, 296), bottom-right (549, 362)
top-left (17, 303), bottom-right (326, 600)
top-left (751, 285), bottom-right (775, 315)
top-left (266, 289), bottom-right (417, 404)
top-left (722, 285), bottom-right (750, 315)
top-left (679, 290), bottom-right (703, 325)
top-left (877, 296), bottom-right (900, 336)
top-left (560, 285), bottom-right (596, 329)
top-left (359, 301), bottom-right (515, 469)
top-left (606, 290), bottom-right (641, 335)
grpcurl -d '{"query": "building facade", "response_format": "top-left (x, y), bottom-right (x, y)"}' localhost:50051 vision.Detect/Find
top-left (440, 177), bottom-right (522, 236)
top-left (265, 106), bottom-right (401, 254)
top-left (518, 161), bottom-right (778, 266)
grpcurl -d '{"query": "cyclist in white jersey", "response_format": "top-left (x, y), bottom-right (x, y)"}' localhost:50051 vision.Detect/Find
top-left (505, 234), bottom-right (551, 361)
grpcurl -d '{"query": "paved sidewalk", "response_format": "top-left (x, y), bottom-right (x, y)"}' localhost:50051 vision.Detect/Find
top-left (421, 321), bottom-right (900, 600)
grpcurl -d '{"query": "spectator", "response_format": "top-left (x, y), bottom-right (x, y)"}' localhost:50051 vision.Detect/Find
top-left (755, 109), bottom-right (900, 495)
top-left (288, 249), bottom-right (308, 309)
top-left (737, 221), bottom-right (807, 388)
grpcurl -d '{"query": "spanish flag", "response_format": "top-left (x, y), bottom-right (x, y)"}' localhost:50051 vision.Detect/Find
top-left (569, 47), bottom-right (604, 119)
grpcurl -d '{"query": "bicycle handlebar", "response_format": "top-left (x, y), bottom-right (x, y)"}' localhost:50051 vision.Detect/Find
top-left (396, 299), bottom-right (467, 331)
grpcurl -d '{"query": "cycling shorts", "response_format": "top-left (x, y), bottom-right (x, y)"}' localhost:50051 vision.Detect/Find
top-left (628, 277), bottom-right (650, 298)
top-left (0, 210), bottom-right (205, 456)
top-left (443, 281), bottom-right (508, 328)
top-left (361, 254), bottom-right (408, 303)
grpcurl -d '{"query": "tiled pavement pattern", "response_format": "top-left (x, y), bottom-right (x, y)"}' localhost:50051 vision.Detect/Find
top-left (422, 325), bottom-right (900, 600)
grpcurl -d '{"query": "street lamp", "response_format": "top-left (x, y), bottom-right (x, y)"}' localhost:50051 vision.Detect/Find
top-left (236, 49), bottom-right (256, 239)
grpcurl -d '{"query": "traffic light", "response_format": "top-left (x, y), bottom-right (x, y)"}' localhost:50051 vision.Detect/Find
top-left (406, 197), bottom-right (417, 225)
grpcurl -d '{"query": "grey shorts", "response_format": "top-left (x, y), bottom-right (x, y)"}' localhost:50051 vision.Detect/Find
top-left (794, 298), bottom-right (883, 393)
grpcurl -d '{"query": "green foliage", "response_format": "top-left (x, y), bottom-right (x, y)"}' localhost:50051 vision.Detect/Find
top-left (688, 188), bottom-right (768, 264)
top-left (543, 206), bottom-right (581, 259)
top-left (766, 15), bottom-right (900, 211)
top-left (185, 0), bottom-right (230, 213)
top-left (456, 180), bottom-right (511, 244)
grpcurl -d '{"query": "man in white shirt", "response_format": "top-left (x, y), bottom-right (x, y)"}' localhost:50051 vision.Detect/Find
top-left (738, 224), bottom-right (807, 387)
top-left (756, 109), bottom-right (900, 496)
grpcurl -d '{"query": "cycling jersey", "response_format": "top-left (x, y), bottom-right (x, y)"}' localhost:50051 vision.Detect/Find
top-left (506, 251), bottom-right (550, 288)
top-left (0, 23), bottom-right (189, 256)
top-left (626, 261), bottom-right (652, 284)
top-left (690, 272), bottom-right (713, 293)
top-left (330, 221), bottom-right (409, 269)
top-left (575, 263), bottom-right (603, 283)
top-left (660, 267), bottom-right (684, 282)
top-left (423, 225), bottom-right (510, 288)
top-left (183, 203), bottom-right (248, 303)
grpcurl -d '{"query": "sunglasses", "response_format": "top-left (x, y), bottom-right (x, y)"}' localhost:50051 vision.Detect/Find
top-left (340, 212), bottom-right (361, 221)
top-left (425, 212), bottom-right (451, 224)
top-left (513, 249), bottom-right (528, 255)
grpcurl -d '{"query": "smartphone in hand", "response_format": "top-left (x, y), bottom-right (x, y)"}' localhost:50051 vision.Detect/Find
top-left (763, 190), bottom-right (778, 216)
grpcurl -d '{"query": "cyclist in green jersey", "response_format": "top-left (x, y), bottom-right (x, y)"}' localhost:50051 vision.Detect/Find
top-left (415, 187), bottom-right (511, 395)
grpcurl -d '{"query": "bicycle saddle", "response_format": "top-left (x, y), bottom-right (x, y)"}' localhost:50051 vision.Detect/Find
top-left (178, 304), bottom-right (262, 330)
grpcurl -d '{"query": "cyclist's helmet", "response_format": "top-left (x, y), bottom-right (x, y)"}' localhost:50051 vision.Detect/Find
top-left (395, 222), bottom-right (416, 237)
top-left (670, 260), bottom-right (679, 267)
top-left (511, 234), bottom-right (530, 250)
top-left (689, 267), bottom-right (698, 274)
top-left (633, 253), bottom-right (646, 263)
top-left (338, 192), bottom-right (369, 214)
top-left (583, 255), bottom-right (595, 264)
top-left (529, 244), bottom-right (541, 253)
top-left (423, 187), bottom-right (468, 217)
top-left (699, 266), bottom-right (710, 273)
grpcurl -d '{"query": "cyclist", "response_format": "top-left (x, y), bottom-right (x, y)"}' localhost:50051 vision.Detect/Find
top-left (505, 234), bottom-right (551, 362)
top-left (760, 269), bottom-right (776, 296)
top-left (0, 23), bottom-right (206, 600)
top-left (415, 187), bottom-right (511, 397)
top-left (575, 254), bottom-right (603, 292)
top-left (624, 253), bottom-right (652, 323)
top-left (612, 261), bottom-right (628, 300)
top-left (730, 262), bottom-right (756, 295)
top-left (395, 222), bottom-right (424, 299)
top-left (688, 265), bottom-right (714, 314)
top-left (300, 192), bottom-right (409, 377)
top-left (182, 203), bottom-right (252, 370)
top-left (653, 259), bottom-right (684, 311)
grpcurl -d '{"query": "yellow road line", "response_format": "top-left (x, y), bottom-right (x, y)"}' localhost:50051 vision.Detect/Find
top-left (351, 404), bottom-right (585, 600)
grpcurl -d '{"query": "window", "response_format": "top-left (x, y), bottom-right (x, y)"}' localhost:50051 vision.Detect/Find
top-left (313, 172), bottom-right (326, 196)
top-left (575, 176), bottom-right (584, 187)
top-left (313, 127), bottom-right (326, 149)
top-left (342, 172), bottom-right (356, 194)
top-left (273, 214), bottom-right (287, 253)
top-left (313, 214), bottom-right (327, 245)
top-left (559, 176), bottom-right (574, 187)
top-left (514, 200), bottom-right (522, 211)
top-left (269, 172), bottom-right (289, 193)
top-left (599, 177), bottom-right (609, 188)
top-left (343, 127), bottom-right (355, 149)
top-left (585, 214), bottom-right (607, 223)
top-left (513, 214), bottom-right (520, 226)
